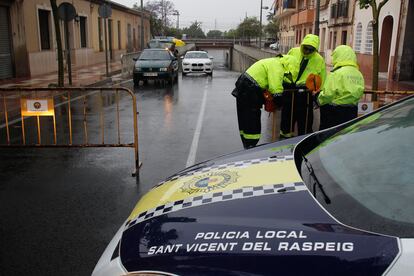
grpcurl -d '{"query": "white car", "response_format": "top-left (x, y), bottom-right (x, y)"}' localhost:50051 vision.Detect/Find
top-left (182, 51), bottom-right (213, 76)
top-left (269, 42), bottom-right (280, 51)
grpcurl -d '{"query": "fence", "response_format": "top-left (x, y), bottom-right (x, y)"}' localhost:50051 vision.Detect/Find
top-left (0, 87), bottom-right (140, 177)
top-left (121, 52), bottom-right (142, 79)
top-left (270, 90), bottom-right (414, 141)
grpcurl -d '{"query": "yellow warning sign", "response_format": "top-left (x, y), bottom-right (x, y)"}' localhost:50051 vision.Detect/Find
top-left (21, 98), bottom-right (55, 117)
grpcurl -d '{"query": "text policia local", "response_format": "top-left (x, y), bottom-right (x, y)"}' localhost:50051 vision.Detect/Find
top-left (147, 230), bottom-right (355, 255)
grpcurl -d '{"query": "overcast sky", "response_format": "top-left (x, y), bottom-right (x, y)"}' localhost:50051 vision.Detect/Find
top-left (111, 0), bottom-right (274, 31)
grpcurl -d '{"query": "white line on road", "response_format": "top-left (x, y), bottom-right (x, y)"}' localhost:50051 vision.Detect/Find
top-left (185, 80), bottom-right (209, 167)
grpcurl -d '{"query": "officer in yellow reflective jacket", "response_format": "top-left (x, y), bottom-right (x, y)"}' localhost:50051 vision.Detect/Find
top-left (314, 45), bottom-right (365, 130)
top-left (281, 34), bottom-right (327, 138)
top-left (232, 55), bottom-right (299, 149)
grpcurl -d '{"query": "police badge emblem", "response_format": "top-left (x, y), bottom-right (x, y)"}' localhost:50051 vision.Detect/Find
top-left (181, 170), bottom-right (239, 194)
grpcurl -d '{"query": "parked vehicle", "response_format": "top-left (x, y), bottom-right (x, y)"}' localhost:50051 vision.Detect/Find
top-left (264, 38), bottom-right (277, 47)
top-left (269, 42), bottom-right (280, 51)
top-left (133, 49), bottom-right (178, 86)
top-left (93, 95), bottom-right (414, 276)
top-left (182, 51), bottom-right (213, 76)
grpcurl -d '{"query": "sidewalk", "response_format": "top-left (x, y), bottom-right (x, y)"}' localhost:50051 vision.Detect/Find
top-left (365, 77), bottom-right (414, 91)
top-left (0, 61), bottom-right (122, 88)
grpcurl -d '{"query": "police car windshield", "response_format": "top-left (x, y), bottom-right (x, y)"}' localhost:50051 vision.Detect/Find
top-left (301, 97), bottom-right (414, 237)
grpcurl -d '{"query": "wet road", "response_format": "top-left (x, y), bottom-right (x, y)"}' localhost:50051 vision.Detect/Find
top-left (0, 50), bottom-right (275, 275)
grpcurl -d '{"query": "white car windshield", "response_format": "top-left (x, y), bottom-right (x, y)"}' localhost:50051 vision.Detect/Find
top-left (185, 52), bottom-right (209, 59)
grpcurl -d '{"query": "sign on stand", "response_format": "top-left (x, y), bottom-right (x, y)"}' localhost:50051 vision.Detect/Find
top-left (20, 98), bottom-right (56, 145)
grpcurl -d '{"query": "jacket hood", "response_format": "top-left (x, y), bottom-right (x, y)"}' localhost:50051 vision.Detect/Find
top-left (279, 55), bottom-right (300, 82)
top-left (300, 34), bottom-right (320, 57)
top-left (332, 45), bottom-right (358, 69)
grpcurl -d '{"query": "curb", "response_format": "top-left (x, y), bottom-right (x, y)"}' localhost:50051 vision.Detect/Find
top-left (86, 69), bottom-right (123, 87)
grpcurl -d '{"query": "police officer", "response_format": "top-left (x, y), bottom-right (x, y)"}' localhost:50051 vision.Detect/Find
top-left (281, 34), bottom-right (326, 138)
top-left (314, 45), bottom-right (364, 129)
top-left (232, 55), bottom-right (299, 149)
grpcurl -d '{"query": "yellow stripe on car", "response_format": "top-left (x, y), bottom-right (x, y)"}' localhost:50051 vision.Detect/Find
top-left (128, 158), bottom-right (302, 220)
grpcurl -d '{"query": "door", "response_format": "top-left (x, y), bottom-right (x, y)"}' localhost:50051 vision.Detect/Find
top-left (379, 16), bottom-right (393, 72)
top-left (0, 6), bottom-right (13, 79)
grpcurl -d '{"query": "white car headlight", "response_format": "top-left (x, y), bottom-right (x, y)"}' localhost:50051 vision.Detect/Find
top-left (205, 62), bottom-right (212, 66)
top-left (183, 62), bottom-right (190, 65)
top-left (135, 67), bottom-right (142, 71)
top-left (159, 67), bottom-right (168, 72)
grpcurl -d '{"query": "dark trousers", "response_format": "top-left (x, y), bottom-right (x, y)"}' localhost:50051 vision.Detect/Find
top-left (232, 73), bottom-right (264, 149)
top-left (319, 104), bottom-right (358, 130)
top-left (280, 89), bottom-right (313, 138)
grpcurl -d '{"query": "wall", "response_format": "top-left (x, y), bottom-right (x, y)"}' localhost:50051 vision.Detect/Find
top-left (352, 0), bottom-right (401, 79)
top-left (398, 0), bottom-right (414, 81)
top-left (15, 0), bottom-right (150, 77)
top-left (232, 45), bottom-right (276, 72)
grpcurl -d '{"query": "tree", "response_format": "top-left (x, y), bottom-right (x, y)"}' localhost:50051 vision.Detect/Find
top-left (50, 0), bottom-right (64, 86)
top-left (182, 21), bottom-right (206, 38)
top-left (358, 0), bottom-right (390, 91)
top-left (236, 17), bottom-right (261, 40)
top-left (207, 30), bottom-right (223, 38)
top-left (138, 0), bottom-right (176, 36)
top-left (264, 18), bottom-right (279, 39)
top-left (165, 27), bottom-right (182, 38)
top-left (223, 29), bottom-right (239, 39)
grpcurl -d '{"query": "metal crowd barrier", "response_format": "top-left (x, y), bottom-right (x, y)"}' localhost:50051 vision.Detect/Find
top-left (270, 89), bottom-right (414, 141)
top-left (0, 87), bottom-right (141, 177)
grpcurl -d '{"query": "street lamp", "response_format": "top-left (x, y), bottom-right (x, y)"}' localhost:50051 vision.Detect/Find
top-left (259, 0), bottom-right (269, 49)
top-left (172, 10), bottom-right (180, 29)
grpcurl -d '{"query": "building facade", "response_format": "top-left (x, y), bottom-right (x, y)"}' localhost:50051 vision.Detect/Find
top-left (0, 0), bottom-right (151, 80)
top-left (273, 0), bottom-right (414, 83)
top-left (352, 0), bottom-right (413, 82)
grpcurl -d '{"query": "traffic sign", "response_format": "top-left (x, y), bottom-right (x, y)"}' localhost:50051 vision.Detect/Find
top-left (58, 2), bottom-right (77, 22)
top-left (99, 4), bottom-right (112, 18)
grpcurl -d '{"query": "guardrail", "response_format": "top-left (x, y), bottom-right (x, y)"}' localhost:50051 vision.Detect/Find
top-left (0, 87), bottom-right (141, 177)
top-left (121, 52), bottom-right (142, 79)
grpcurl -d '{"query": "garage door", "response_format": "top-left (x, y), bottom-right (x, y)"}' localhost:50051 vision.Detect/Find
top-left (0, 6), bottom-right (13, 79)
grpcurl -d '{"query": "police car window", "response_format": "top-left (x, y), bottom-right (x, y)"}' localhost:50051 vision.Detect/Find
top-left (302, 98), bottom-right (414, 237)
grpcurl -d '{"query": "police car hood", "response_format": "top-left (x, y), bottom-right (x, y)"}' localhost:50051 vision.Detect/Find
top-left (115, 136), bottom-right (399, 275)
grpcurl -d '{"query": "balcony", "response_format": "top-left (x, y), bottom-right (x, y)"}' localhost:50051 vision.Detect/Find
top-left (291, 9), bottom-right (315, 26)
top-left (275, 0), bottom-right (296, 19)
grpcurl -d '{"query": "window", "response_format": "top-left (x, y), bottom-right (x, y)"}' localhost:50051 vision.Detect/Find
top-left (365, 21), bottom-right (373, 54)
top-left (98, 17), bottom-right (103, 51)
top-left (333, 31), bottom-right (337, 49)
top-left (341, 30), bottom-right (347, 45)
top-left (354, 23), bottom-right (362, 53)
top-left (328, 31), bottom-right (332, 50)
top-left (38, 9), bottom-right (51, 50)
top-left (127, 23), bottom-right (132, 52)
top-left (118, 21), bottom-right (121, 50)
top-left (79, 16), bottom-right (87, 48)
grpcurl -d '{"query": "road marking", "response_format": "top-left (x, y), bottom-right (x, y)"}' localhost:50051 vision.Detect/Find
top-left (186, 80), bottom-right (209, 167)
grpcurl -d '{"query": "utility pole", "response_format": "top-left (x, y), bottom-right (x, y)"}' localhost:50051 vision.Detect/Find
top-left (259, 0), bottom-right (268, 49)
top-left (314, 0), bottom-right (320, 35)
top-left (140, 0), bottom-right (144, 50)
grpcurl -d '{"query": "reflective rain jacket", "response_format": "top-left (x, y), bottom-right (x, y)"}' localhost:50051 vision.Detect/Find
top-left (317, 45), bottom-right (365, 106)
top-left (246, 55), bottom-right (299, 95)
top-left (286, 34), bottom-right (326, 87)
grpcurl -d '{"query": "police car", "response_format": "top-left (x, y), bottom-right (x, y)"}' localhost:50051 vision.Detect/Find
top-left (93, 95), bottom-right (414, 276)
